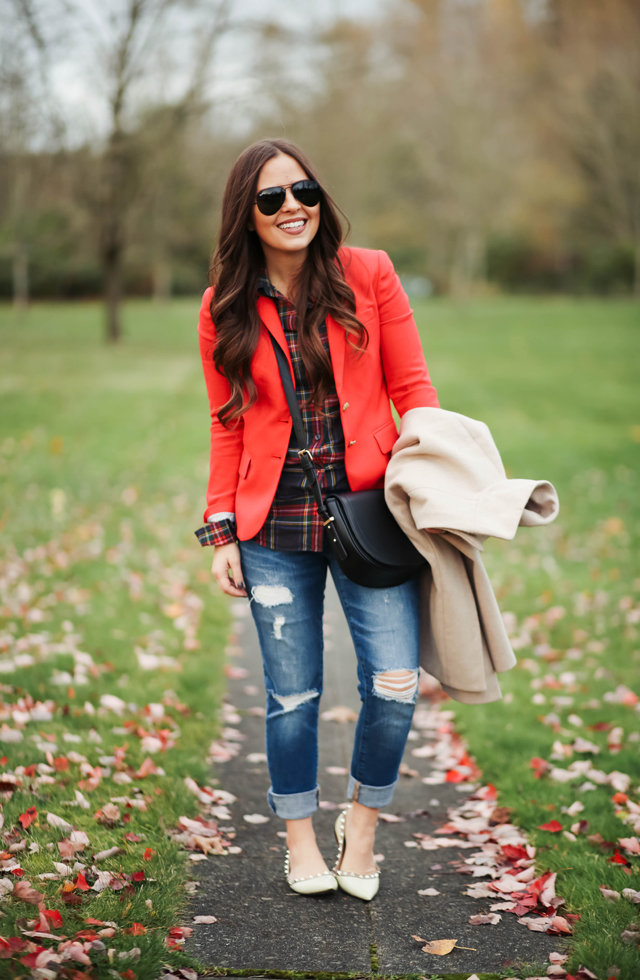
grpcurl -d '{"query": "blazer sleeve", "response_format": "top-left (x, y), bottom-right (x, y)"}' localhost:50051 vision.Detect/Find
top-left (198, 287), bottom-right (244, 524)
top-left (374, 250), bottom-right (439, 414)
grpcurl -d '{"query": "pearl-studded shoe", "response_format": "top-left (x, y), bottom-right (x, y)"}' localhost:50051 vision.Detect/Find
top-left (333, 806), bottom-right (380, 901)
top-left (284, 850), bottom-right (338, 895)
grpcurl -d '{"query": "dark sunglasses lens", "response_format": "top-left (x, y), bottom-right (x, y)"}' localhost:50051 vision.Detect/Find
top-left (256, 187), bottom-right (286, 215)
top-left (293, 180), bottom-right (321, 207)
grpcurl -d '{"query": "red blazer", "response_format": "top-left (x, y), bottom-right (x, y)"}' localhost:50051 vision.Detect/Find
top-left (198, 246), bottom-right (439, 540)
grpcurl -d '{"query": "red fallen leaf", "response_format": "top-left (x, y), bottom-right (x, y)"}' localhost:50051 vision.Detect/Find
top-left (120, 971), bottom-right (137, 980)
top-left (142, 847), bottom-right (155, 861)
top-left (502, 844), bottom-right (529, 862)
top-left (74, 929), bottom-right (99, 939)
top-left (61, 892), bottom-right (83, 905)
top-left (54, 756), bottom-right (69, 771)
top-left (74, 873), bottom-right (91, 891)
top-left (124, 832), bottom-right (141, 842)
top-left (20, 947), bottom-right (47, 967)
top-left (0, 936), bottom-right (29, 959)
top-left (537, 820), bottom-right (563, 833)
top-left (132, 871), bottom-right (145, 882)
top-left (23, 764), bottom-right (37, 777)
top-left (587, 721), bottom-right (611, 731)
top-left (477, 782), bottom-right (497, 800)
top-left (44, 909), bottom-right (64, 928)
top-left (18, 806), bottom-right (37, 830)
top-left (548, 915), bottom-right (573, 934)
top-left (58, 839), bottom-right (78, 859)
top-left (608, 849), bottom-right (628, 865)
top-left (11, 868), bottom-right (25, 877)
top-left (14, 880), bottom-right (44, 905)
top-left (136, 756), bottom-right (158, 778)
top-left (445, 768), bottom-right (467, 783)
top-left (611, 792), bottom-right (628, 805)
top-left (0, 756), bottom-right (7, 765)
top-left (565, 913), bottom-right (581, 922)
top-left (168, 926), bottom-right (193, 938)
top-left (166, 937), bottom-right (183, 950)
top-left (123, 813), bottom-right (131, 823)
top-left (124, 922), bottom-right (146, 935)
top-left (84, 917), bottom-right (106, 925)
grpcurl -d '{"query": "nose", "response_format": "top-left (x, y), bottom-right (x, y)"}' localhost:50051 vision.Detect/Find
top-left (280, 186), bottom-right (299, 211)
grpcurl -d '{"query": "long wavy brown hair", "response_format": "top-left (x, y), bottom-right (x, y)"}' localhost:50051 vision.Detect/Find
top-left (210, 138), bottom-right (368, 426)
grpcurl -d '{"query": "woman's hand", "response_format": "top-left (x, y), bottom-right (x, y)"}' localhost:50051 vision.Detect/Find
top-left (211, 542), bottom-right (248, 598)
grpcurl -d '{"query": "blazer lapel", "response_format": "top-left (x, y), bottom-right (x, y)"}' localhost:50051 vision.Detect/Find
top-left (326, 314), bottom-right (346, 395)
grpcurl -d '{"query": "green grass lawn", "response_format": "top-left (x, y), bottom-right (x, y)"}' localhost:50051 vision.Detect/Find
top-left (0, 295), bottom-right (639, 980)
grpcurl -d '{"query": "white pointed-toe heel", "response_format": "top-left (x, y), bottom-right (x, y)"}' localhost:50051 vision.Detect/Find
top-left (332, 806), bottom-right (380, 901)
top-left (284, 850), bottom-right (338, 895)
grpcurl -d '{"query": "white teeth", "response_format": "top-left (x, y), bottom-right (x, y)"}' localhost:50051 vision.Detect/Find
top-left (279, 220), bottom-right (305, 230)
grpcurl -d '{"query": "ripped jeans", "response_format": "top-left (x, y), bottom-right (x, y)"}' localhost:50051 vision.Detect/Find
top-left (238, 536), bottom-right (421, 820)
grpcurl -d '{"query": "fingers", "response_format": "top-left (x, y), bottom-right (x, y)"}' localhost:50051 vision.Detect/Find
top-left (228, 553), bottom-right (247, 597)
top-left (211, 546), bottom-right (248, 598)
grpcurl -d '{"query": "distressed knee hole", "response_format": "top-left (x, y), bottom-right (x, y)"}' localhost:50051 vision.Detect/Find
top-left (272, 689), bottom-right (319, 713)
top-left (372, 668), bottom-right (419, 703)
top-left (251, 585), bottom-right (294, 607)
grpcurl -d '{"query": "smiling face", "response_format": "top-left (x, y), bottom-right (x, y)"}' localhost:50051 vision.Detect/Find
top-left (251, 153), bottom-right (321, 260)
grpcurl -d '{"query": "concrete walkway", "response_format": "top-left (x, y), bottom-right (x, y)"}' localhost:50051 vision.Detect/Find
top-left (185, 578), bottom-right (561, 977)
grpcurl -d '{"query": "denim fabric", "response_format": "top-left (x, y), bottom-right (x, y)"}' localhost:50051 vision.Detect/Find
top-left (238, 536), bottom-right (421, 820)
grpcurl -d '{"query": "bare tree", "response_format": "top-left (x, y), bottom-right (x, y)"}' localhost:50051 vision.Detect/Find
top-left (0, 0), bottom-right (60, 311)
top-left (75, 0), bottom-right (234, 341)
top-left (549, 0), bottom-right (640, 295)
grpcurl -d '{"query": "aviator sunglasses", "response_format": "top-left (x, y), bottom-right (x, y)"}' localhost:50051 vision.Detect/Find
top-left (254, 179), bottom-right (321, 216)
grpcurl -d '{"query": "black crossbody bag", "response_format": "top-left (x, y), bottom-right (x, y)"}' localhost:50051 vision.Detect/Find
top-left (269, 334), bottom-right (426, 588)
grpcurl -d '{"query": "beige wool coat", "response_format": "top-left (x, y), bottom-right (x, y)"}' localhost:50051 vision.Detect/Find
top-left (385, 408), bottom-right (559, 704)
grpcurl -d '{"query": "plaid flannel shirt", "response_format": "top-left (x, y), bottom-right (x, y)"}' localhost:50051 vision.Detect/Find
top-left (195, 274), bottom-right (348, 552)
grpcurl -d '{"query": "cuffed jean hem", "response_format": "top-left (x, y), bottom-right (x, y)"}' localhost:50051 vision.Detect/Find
top-left (267, 784), bottom-right (320, 820)
top-left (347, 775), bottom-right (397, 809)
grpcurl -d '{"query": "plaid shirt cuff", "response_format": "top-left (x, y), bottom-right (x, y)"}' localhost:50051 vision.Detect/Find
top-left (194, 518), bottom-right (237, 547)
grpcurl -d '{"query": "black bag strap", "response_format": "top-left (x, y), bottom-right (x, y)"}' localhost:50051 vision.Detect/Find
top-left (268, 333), bottom-right (347, 558)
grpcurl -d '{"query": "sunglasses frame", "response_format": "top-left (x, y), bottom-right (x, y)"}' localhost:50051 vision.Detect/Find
top-left (254, 179), bottom-right (321, 216)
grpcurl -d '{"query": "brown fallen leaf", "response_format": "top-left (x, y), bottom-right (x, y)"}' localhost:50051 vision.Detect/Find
top-left (421, 939), bottom-right (476, 955)
top-left (14, 881), bottom-right (45, 906)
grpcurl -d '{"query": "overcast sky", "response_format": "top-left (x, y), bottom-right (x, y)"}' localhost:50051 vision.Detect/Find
top-left (45, 0), bottom-right (390, 144)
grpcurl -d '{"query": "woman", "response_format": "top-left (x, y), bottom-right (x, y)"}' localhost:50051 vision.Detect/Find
top-left (196, 138), bottom-right (439, 900)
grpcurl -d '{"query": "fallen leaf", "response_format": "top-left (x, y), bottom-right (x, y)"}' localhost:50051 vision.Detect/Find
top-left (193, 915), bottom-right (217, 923)
top-left (13, 880), bottom-right (45, 905)
top-left (46, 812), bottom-right (72, 832)
top-left (143, 847), bottom-right (155, 861)
top-left (537, 820), bottom-right (563, 833)
top-left (418, 888), bottom-right (441, 896)
top-left (18, 807), bottom-right (37, 830)
top-left (243, 813), bottom-right (270, 824)
top-left (124, 922), bottom-right (146, 935)
top-left (469, 913), bottom-right (501, 925)
top-left (599, 885), bottom-right (621, 902)
top-left (125, 832), bottom-right (142, 842)
top-left (421, 938), bottom-right (475, 955)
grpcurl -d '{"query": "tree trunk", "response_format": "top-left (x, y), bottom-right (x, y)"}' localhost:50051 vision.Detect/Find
top-left (102, 225), bottom-right (123, 343)
top-left (12, 242), bottom-right (29, 313)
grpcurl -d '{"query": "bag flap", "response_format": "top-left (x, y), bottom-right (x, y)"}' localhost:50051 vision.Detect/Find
top-left (326, 489), bottom-right (424, 569)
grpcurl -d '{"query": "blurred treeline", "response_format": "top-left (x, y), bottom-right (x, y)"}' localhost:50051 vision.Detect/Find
top-left (1, 0), bottom-right (639, 330)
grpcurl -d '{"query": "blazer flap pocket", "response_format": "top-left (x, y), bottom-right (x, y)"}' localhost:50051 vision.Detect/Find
top-left (373, 419), bottom-right (398, 455)
top-left (239, 448), bottom-right (251, 479)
